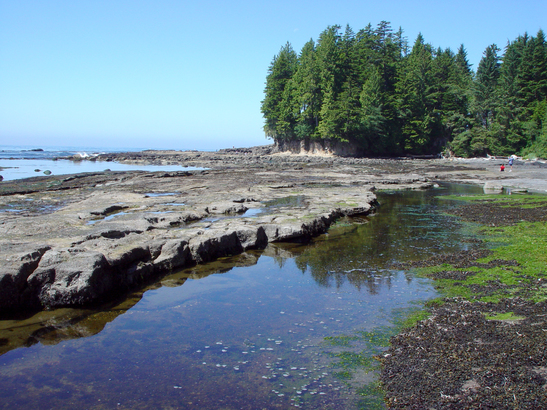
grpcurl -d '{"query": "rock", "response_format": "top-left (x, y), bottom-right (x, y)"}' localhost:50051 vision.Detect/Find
top-left (233, 225), bottom-right (268, 250)
top-left (263, 215), bottom-right (332, 242)
top-left (2, 147), bottom-right (455, 315)
top-left (27, 249), bottom-right (113, 308)
top-left (43, 170), bottom-right (52, 175)
top-left (0, 246), bottom-right (51, 312)
top-left (506, 187), bottom-right (528, 194)
top-left (79, 233), bottom-right (151, 268)
top-left (152, 239), bottom-right (191, 271)
top-left (483, 181), bottom-right (504, 193)
top-left (206, 202), bottom-right (248, 215)
top-left (232, 197), bottom-right (257, 203)
top-left (189, 230), bottom-right (244, 263)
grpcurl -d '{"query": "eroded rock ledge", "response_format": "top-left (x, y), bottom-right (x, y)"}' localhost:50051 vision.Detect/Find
top-left (1, 189), bottom-right (376, 313)
top-left (2, 153), bottom-right (409, 315)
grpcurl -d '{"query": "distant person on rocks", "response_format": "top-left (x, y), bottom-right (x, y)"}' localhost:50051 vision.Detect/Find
top-left (500, 164), bottom-right (505, 172)
top-left (508, 156), bottom-right (514, 172)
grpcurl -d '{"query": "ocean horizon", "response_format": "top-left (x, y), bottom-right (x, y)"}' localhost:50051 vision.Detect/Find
top-left (0, 144), bottom-right (221, 160)
top-left (0, 145), bottom-right (208, 181)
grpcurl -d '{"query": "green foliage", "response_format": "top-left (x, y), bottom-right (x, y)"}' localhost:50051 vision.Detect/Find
top-left (263, 23), bottom-right (547, 158)
top-left (261, 42), bottom-right (298, 140)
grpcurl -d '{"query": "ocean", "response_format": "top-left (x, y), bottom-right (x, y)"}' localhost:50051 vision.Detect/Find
top-left (0, 145), bottom-right (202, 181)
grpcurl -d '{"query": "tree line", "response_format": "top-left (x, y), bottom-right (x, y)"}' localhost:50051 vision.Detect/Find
top-left (261, 22), bottom-right (547, 158)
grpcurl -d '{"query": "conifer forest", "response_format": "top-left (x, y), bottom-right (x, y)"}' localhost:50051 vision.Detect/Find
top-left (261, 22), bottom-right (547, 158)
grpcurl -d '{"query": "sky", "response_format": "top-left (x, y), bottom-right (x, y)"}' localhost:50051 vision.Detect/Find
top-left (0, 0), bottom-right (545, 151)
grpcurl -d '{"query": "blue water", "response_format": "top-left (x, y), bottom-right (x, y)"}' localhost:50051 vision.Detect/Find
top-left (0, 145), bottom-right (129, 159)
top-left (0, 145), bottom-right (204, 181)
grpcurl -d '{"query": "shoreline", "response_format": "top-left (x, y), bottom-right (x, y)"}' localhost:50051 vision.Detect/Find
top-left (2, 147), bottom-right (547, 314)
top-left (382, 195), bottom-right (547, 408)
top-left (3, 147), bottom-right (547, 408)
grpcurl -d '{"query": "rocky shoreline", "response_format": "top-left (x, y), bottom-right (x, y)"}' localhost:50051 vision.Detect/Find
top-left (3, 146), bottom-right (547, 408)
top-left (2, 147), bottom-right (546, 316)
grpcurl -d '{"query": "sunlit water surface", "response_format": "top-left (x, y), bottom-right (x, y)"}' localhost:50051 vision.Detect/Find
top-left (0, 184), bottom-right (484, 409)
top-left (0, 159), bottom-right (203, 181)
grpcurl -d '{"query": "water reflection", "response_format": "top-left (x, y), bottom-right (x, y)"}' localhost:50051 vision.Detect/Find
top-left (0, 253), bottom-right (263, 356)
top-left (0, 184), bottom-right (484, 409)
top-left (290, 184), bottom-right (482, 291)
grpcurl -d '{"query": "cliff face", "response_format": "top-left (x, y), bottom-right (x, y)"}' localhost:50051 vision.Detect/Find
top-left (273, 139), bottom-right (366, 157)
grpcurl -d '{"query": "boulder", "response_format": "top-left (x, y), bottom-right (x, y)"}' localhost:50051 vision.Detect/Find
top-left (483, 181), bottom-right (504, 194)
top-left (27, 249), bottom-right (113, 308)
top-left (189, 230), bottom-right (244, 263)
top-left (78, 233), bottom-right (152, 268)
top-left (233, 225), bottom-right (268, 250)
top-left (152, 239), bottom-right (191, 271)
top-left (0, 246), bottom-right (50, 311)
top-left (206, 202), bottom-right (248, 215)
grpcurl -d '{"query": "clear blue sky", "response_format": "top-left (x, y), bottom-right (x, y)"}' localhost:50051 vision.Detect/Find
top-left (1, 0), bottom-right (545, 151)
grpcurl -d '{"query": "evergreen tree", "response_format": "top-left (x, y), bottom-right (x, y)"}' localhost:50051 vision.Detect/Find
top-left (467, 44), bottom-right (501, 155)
top-left (261, 23), bottom-right (547, 158)
top-left (474, 44), bottom-right (501, 128)
top-left (315, 25), bottom-right (345, 140)
top-left (496, 36), bottom-right (527, 152)
top-left (359, 67), bottom-right (387, 153)
top-left (396, 34), bottom-right (437, 154)
top-left (335, 25), bottom-right (365, 141)
top-left (451, 45), bottom-right (474, 132)
top-left (518, 30), bottom-right (547, 109)
top-left (291, 39), bottom-right (321, 139)
top-left (261, 42), bottom-right (298, 140)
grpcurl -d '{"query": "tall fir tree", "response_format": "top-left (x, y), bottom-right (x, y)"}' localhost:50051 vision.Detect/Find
top-left (261, 42), bottom-right (298, 140)
top-left (396, 34), bottom-right (437, 154)
top-left (315, 25), bottom-right (345, 140)
top-left (291, 39), bottom-right (321, 139)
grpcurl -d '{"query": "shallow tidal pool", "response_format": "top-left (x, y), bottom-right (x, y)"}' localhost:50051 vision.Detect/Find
top-left (0, 184), bottom-right (484, 409)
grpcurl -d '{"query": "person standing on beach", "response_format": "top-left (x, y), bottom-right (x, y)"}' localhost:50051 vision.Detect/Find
top-left (508, 156), bottom-right (514, 172)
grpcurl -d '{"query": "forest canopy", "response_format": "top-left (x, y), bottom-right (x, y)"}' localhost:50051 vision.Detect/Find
top-left (261, 22), bottom-right (547, 158)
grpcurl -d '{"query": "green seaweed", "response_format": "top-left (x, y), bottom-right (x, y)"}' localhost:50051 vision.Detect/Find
top-left (356, 381), bottom-right (385, 410)
top-left (400, 310), bottom-right (430, 328)
top-left (324, 335), bottom-right (360, 346)
top-left (485, 311), bottom-right (526, 321)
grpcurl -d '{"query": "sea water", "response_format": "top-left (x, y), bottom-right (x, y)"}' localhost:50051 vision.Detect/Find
top-left (0, 145), bottom-right (204, 181)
